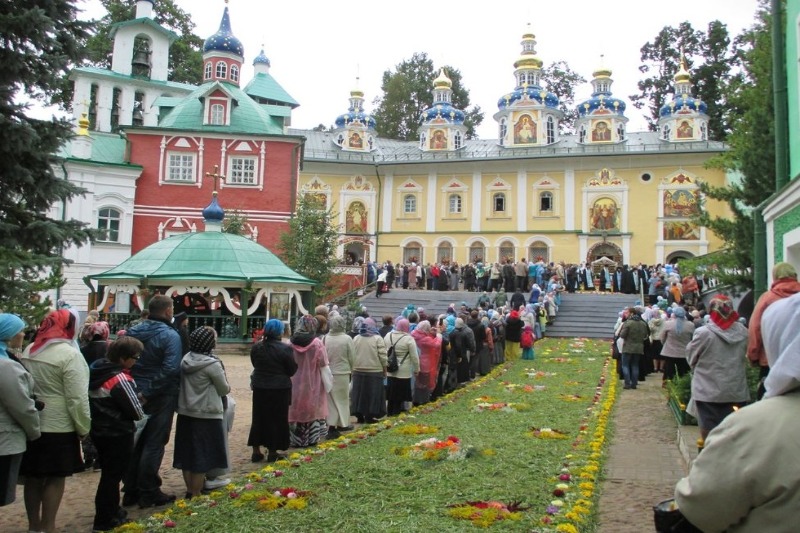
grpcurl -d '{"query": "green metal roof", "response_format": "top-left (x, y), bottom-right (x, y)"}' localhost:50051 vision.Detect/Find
top-left (263, 104), bottom-right (292, 118)
top-left (153, 96), bottom-right (184, 109)
top-left (243, 72), bottom-right (299, 108)
top-left (109, 17), bottom-right (179, 42)
top-left (156, 82), bottom-right (286, 135)
top-left (90, 231), bottom-right (315, 286)
top-left (59, 132), bottom-right (141, 167)
top-left (69, 66), bottom-right (197, 92)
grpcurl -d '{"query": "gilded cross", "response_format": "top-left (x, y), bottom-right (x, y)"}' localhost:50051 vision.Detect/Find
top-left (205, 165), bottom-right (227, 192)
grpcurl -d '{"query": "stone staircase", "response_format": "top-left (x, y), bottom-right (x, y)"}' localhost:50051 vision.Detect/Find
top-left (357, 288), bottom-right (638, 339)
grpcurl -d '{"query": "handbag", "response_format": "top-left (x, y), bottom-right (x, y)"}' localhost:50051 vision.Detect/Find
top-left (320, 365), bottom-right (334, 393)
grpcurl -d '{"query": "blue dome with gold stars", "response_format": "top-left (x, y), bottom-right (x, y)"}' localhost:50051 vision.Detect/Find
top-left (203, 7), bottom-right (244, 57)
top-left (419, 103), bottom-right (465, 125)
top-left (659, 95), bottom-right (707, 117)
top-left (497, 86), bottom-right (559, 111)
top-left (335, 90), bottom-right (376, 129)
top-left (253, 49), bottom-right (270, 67)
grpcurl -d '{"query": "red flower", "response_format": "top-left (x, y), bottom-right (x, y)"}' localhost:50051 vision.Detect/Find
top-left (164, 519), bottom-right (177, 528)
top-left (553, 489), bottom-right (565, 497)
top-left (229, 491), bottom-right (240, 499)
top-left (559, 474), bottom-right (571, 481)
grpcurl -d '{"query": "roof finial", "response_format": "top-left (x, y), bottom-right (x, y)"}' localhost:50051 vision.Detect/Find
top-left (205, 165), bottom-right (227, 193)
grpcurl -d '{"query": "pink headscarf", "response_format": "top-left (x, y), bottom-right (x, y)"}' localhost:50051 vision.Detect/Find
top-left (395, 319), bottom-right (410, 333)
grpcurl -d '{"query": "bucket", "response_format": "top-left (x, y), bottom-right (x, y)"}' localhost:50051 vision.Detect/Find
top-left (653, 499), bottom-right (702, 532)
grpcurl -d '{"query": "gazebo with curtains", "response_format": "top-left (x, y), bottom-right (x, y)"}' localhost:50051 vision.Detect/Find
top-left (85, 191), bottom-right (315, 341)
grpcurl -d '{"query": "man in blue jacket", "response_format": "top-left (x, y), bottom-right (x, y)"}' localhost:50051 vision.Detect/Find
top-left (121, 295), bottom-right (182, 508)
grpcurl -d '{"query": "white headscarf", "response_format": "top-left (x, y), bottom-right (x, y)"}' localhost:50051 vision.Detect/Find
top-left (762, 292), bottom-right (800, 398)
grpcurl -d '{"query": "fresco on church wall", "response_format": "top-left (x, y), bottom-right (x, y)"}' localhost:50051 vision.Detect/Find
top-left (345, 201), bottom-right (368, 234)
top-left (663, 221), bottom-right (700, 240)
top-left (591, 121), bottom-right (611, 141)
top-left (348, 132), bottom-right (363, 149)
top-left (514, 114), bottom-right (536, 144)
top-left (676, 120), bottom-right (694, 139)
top-left (589, 198), bottom-right (619, 231)
top-left (663, 189), bottom-right (700, 217)
top-left (430, 129), bottom-right (447, 149)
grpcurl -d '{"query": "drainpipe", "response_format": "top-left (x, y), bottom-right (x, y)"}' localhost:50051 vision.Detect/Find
top-left (373, 163), bottom-right (382, 262)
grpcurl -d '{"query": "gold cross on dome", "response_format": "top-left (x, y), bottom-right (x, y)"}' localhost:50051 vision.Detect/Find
top-left (205, 165), bottom-right (227, 192)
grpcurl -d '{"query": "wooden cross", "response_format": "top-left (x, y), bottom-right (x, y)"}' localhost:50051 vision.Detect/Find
top-left (205, 165), bottom-right (227, 192)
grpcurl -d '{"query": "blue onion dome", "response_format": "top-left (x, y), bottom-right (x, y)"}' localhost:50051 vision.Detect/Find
top-left (577, 63), bottom-right (627, 118)
top-left (202, 192), bottom-right (225, 222)
top-left (203, 7), bottom-right (244, 57)
top-left (334, 88), bottom-right (377, 129)
top-left (497, 87), bottom-right (560, 111)
top-left (253, 48), bottom-right (270, 67)
top-left (497, 29), bottom-right (559, 111)
top-left (658, 57), bottom-right (707, 117)
top-left (419, 102), bottom-right (465, 124)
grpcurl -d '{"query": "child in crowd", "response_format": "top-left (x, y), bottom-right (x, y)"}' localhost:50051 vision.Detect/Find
top-left (88, 336), bottom-right (145, 532)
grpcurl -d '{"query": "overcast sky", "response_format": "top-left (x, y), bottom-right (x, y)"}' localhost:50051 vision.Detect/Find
top-left (77, 0), bottom-right (761, 138)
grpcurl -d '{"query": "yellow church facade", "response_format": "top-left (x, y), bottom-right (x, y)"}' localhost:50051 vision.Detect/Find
top-left (294, 31), bottom-right (730, 269)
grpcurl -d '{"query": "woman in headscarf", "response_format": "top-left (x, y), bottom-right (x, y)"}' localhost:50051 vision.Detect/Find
top-left (686, 295), bottom-right (749, 440)
top-left (248, 319), bottom-right (297, 463)
top-left (411, 320), bottom-right (442, 405)
top-left (350, 317), bottom-right (387, 424)
top-left (80, 320), bottom-right (111, 367)
top-left (288, 315), bottom-right (330, 446)
top-left (384, 319), bottom-right (419, 415)
top-left (323, 315), bottom-right (355, 436)
top-left (19, 309), bottom-right (90, 533)
top-left (503, 310), bottom-right (523, 361)
top-left (674, 292), bottom-right (800, 531)
top-left (0, 314), bottom-right (40, 507)
top-left (659, 306), bottom-right (695, 382)
top-left (173, 326), bottom-right (230, 499)
top-left (349, 316), bottom-right (365, 339)
top-left (647, 307), bottom-right (666, 375)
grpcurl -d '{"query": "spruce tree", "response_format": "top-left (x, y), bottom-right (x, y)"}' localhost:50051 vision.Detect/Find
top-left (0, 0), bottom-right (95, 324)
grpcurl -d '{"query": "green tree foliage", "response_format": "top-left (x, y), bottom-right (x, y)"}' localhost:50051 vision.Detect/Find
top-left (85, 0), bottom-right (203, 85)
top-left (373, 52), bottom-right (484, 141)
top-left (541, 60), bottom-right (586, 133)
top-left (692, 4), bottom-right (775, 289)
top-left (222, 208), bottom-right (248, 236)
top-left (278, 195), bottom-right (340, 300)
top-left (0, 0), bottom-right (96, 325)
top-left (632, 21), bottom-right (735, 140)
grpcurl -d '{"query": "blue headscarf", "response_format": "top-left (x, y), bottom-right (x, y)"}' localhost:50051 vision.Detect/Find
top-left (0, 314), bottom-right (25, 357)
top-left (263, 318), bottom-right (285, 340)
top-left (672, 306), bottom-right (686, 334)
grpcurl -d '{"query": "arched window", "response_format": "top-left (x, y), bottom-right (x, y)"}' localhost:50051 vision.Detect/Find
top-left (499, 241), bottom-right (515, 263)
top-left (617, 123), bottom-right (625, 140)
top-left (528, 241), bottom-right (549, 264)
top-left (403, 194), bottom-right (417, 214)
top-left (230, 65), bottom-right (239, 83)
top-left (499, 118), bottom-right (507, 145)
top-left (662, 124), bottom-right (671, 140)
top-left (210, 104), bottom-right (224, 125)
top-left (215, 61), bottom-right (227, 79)
top-left (700, 123), bottom-right (707, 140)
top-left (403, 243), bottom-right (422, 264)
top-left (454, 131), bottom-right (462, 150)
top-left (493, 192), bottom-right (506, 213)
top-left (437, 242), bottom-right (453, 263)
top-left (546, 116), bottom-right (556, 144)
top-left (97, 208), bottom-right (121, 242)
top-left (204, 62), bottom-right (212, 80)
top-left (449, 194), bottom-right (462, 214)
top-left (539, 191), bottom-right (553, 213)
top-left (419, 133), bottom-right (426, 149)
top-left (579, 125), bottom-right (586, 143)
top-left (469, 244), bottom-right (485, 264)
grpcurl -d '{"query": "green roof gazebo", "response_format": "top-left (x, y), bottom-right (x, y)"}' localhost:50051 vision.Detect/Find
top-left (87, 191), bottom-right (315, 340)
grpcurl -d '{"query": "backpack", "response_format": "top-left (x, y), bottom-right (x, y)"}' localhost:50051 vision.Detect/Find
top-left (385, 334), bottom-right (404, 373)
top-left (520, 329), bottom-right (534, 349)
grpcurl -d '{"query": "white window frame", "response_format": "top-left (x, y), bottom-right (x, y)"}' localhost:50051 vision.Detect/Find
top-left (546, 116), bottom-right (556, 144)
top-left (210, 103), bottom-right (225, 125)
top-left (97, 207), bottom-right (121, 243)
top-left (227, 156), bottom-right (258, 186)
top-left (403, 194), bottom-right (417, 214)
top-left (204, 62), bottom-right (212, 80)
top-left (449, 193), bottom-right (462, 214)
top-left (493, 192), bottom-right (506, 213)
top-left (454, 131), bottom-right (462, 149)
top-left (230, 65), bottom-right (239, 83)
top-left (539, 191), bottom-right (554, 213)
top-left (166, 152), bottom-right (196, 182)
top-left (215, 61), bottom-right (227, 79)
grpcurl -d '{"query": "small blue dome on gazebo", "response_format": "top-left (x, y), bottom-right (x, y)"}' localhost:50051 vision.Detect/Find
top-left (202, 193), bottom-right (225, 222)
top-left (253, 49), bottom-right (270, 67)
top-left (497, 86), bottom-right (560, 111)
top-left (419, 102), bottom-right (466, 125)
top-left (203, 7), bottom-right (244, 57)
top-left (659, 95), bottom-right (707, 117)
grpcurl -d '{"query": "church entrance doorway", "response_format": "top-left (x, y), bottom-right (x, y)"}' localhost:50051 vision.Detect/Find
top-left (586, 242), bottom-right (622, 265)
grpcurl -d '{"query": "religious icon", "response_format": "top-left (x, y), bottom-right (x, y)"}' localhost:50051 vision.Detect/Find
top-left (514, 115), bottom-right (536, 144)
top-left (676, 120), bottom-right (693, 139)
top-left (430, 130), bottom-right (447, 149)
top-left (664, 221), bottom-right (700, 240)
top-left (589, 198), bottom-right (618, 231)
top-left (663, 190), bottom-right (699, 217)
top-left (346, 201), bottom-right (368, 233)
top-left (592, 121), bottom-right (611, 141)
top-left (269, 293), bottom-right (289, 320)
top-left (349, 132), bottom-right (363, 148)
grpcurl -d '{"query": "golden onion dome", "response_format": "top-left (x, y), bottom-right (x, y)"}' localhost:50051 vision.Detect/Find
top-left (433, 68), bottom-right (452, 89)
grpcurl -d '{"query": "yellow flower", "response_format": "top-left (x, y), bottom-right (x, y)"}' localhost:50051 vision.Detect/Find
top-left (284, 497), bottom-right (308, 510)
top-left (556, 524), bottom-right (579, 533)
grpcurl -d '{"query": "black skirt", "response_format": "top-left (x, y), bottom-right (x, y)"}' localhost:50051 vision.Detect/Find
top-left (0, 453), bottom-right (23, 505)
top-left (19, 432), bottom-right (82, 478)
top-left (172, 415), bottom-right (227, 473)
top-left (350, 371), bottom-right (386, 420)
top-left (247, 388), bottom-right (291, 451)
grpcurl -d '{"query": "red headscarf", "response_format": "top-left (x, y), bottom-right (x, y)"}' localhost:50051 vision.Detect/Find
top-left (708, 295), bottom-right (739, 330)
top-left (29, 309), bottom-right (77, 356)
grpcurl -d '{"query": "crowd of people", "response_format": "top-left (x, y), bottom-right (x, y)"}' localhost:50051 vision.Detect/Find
top-left (2, 259), bottom-right (799, 532)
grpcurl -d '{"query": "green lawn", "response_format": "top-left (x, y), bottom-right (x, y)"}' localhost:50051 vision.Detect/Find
top-left (118, 338), bottom-right (616, 532)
